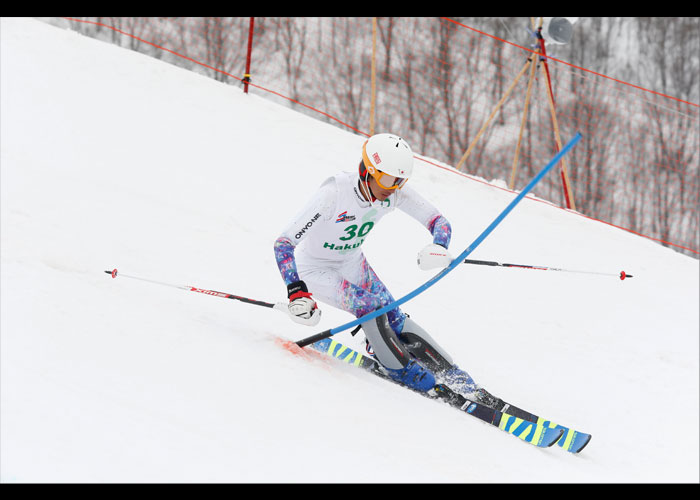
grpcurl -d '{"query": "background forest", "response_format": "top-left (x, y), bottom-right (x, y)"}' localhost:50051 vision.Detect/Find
top-left (50, 17), bottom-right (699, 256)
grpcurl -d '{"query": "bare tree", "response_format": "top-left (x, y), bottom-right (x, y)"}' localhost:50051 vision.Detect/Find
top-left (634, 17), bottom-right (699, 250)
top-left (61, 17), bottom-right (699, 255)
top-left (276, 17), bottom-right (308, 106)
top-left (376, 17), bottom-right (395, 83)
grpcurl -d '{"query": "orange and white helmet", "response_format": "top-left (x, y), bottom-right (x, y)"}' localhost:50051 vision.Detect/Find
top-left (360, 133), bottom-right (414, 190)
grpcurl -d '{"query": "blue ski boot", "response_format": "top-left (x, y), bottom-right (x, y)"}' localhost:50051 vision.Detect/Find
top-left (361, 313), bottom-right (436, 392)
top-left (384, 359), bottom-right (436, 392)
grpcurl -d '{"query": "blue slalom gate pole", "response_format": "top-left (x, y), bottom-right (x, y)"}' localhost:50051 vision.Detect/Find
top-left (295, 132), bottom-right (582, 348)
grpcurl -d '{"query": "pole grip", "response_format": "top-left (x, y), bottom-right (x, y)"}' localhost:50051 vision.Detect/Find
top-left (463, 259), bottom-right (500, 267)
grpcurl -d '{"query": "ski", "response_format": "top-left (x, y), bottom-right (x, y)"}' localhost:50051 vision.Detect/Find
top-left (310, 337), bottom-right (591, 453)
top-left (469, 386), bottom-right (592, 454)
top-left (309, 338), bottom-right (567, 450)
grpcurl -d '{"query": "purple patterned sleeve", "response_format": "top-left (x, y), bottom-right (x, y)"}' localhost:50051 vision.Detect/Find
top-left (273, 237), bottom-right (300, 285)
top-left (428, 215), bottom-right (452, 249)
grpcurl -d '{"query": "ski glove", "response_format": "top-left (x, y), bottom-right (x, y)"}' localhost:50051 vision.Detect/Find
top-left (417, 243), bottom-right (453, 271)
top-left (287, 280), bottom-right (321, 326)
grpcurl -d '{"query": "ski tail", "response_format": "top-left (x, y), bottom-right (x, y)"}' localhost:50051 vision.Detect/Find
top-left (536, 419), bottom-right (592, 453)
top-left (443, 386), bottom-right (563, 448)
top-left (313, 337), bottom-right (378, 369)
top-left (497, 413), bottom-right (564, 448)
top-left (478, 389), bottom-right (592, 454)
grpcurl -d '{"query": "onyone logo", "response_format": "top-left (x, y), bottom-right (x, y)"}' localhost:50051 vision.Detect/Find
top-left (295, 213), bottom-right (322, 239)
top-left (372, 152), bottom-right (381, 165)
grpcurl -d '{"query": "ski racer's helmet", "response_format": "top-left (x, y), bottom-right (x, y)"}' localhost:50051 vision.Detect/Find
top-left (359, 133), bottom-right (414, 190)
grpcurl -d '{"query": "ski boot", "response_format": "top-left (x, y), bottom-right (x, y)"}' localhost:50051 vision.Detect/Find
top-left (384, 359), bottom-right (436, 392)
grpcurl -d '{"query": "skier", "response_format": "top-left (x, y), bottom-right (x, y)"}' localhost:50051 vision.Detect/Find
top-left (273, 133), bottom-right (476, 394)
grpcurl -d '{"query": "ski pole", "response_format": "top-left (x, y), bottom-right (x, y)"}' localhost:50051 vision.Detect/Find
top-left (295, 132), bottom-right (583, 348)
top-left (104, 268), bottom-right (289, 313)
top-left (463, 259), bottom-right (633, 280)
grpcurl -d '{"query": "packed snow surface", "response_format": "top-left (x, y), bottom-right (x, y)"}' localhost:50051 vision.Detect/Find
top-left (1, 18), bottom-right (698, 482)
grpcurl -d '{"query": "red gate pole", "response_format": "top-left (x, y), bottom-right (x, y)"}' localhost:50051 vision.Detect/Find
top-left (537, 28), bottom-right (576, 211)
top-left (243, 17), bottom-right (255, 93)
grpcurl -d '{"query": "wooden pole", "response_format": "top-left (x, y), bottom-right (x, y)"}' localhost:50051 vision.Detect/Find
top-left (370, 17), bottom-right (378, 135)
top-left (455, 58), bottom-right (532, 171)
top-left (509, 44), bottom-right (540, 189)
top-left (509, 18), bottom-right (541, 189)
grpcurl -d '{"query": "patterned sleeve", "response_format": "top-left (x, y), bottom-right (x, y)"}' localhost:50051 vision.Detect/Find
top-left (396, 186), bottom-right (452, 249)
top-left (273, 178), bottom-right (337, 286)
top-left (273, 237), bottom-right (300, 285)
top-left (427, 215), bottom-right (451, 248)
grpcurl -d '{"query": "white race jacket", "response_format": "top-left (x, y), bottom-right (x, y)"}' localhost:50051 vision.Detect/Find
top-left (277, 171), bottom-right (443, 269)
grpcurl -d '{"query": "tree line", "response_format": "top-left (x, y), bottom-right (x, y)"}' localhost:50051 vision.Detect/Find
top-left (56, 17), bottom-right (699, 256)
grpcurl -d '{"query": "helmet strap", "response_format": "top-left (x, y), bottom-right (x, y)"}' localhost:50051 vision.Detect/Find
top-left (358, 160), bottom-right (376, 202)
top-left (359, 177), bottom-right (376, 202)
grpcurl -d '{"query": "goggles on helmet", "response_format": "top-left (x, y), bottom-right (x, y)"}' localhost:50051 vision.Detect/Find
top-left (361, 155), bottom-right (408, 191)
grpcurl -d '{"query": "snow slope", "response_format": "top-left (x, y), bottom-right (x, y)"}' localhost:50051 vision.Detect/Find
top-left (1, 17), bottom-right (698, 483)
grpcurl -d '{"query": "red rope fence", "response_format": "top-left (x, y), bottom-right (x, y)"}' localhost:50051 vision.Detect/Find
top-left (58, 17), bottom-right (699, 256)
